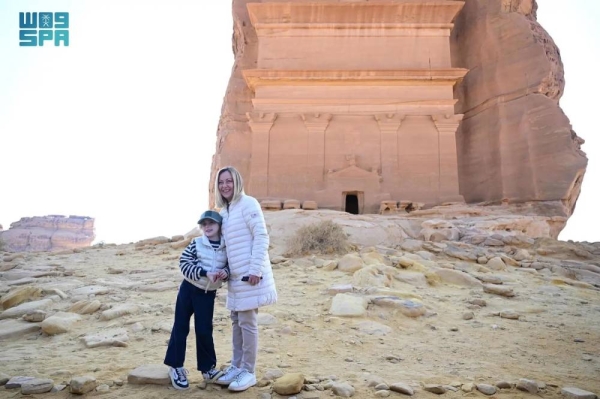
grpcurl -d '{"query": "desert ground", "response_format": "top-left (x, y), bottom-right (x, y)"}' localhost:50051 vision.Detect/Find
top-left (1, 209), bottom-right (599, 399)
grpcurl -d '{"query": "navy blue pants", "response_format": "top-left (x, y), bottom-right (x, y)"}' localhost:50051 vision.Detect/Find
top-left (164, 280), bottom-right (217, 372)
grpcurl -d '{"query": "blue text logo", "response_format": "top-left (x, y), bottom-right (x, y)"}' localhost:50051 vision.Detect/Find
top-left (19, 12), bottom-right (69, 47)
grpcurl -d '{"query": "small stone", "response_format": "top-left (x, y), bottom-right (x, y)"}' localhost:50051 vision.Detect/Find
top-left (516, 378), bottom-right (539, 394)
top-left (51, 384), bottom-right (66, 392)
top-left (462, 312), bottom-right (474, 320)
top-left (273, 373), bottom-right (304, 395)
top-left (20, 378), bottom-right (53, 394)
top-left (468, 298), bottom-right (487, 307)
top-left (423, 384), bottom-right (446, 394)
top-left (332, 382), bottom-right (355, 397)
top-left (561, 387), bottom-right (597, 399)
top-left (476, 384), bottom-right (497, 395)
top-left (375, 383), bottom-right (389, 390)
top-left (496, 381), bottom-right (513, 389)
top-left (127, 365), bottom-right (170, 385)
top-left (375, 390), bottom-right (391, 397)
top-left (96, 384), bottom-right (110, 392)
top-left (22, 309), bottom-right (47, 322)
top-left (70, 376), bottom-right (97, 394)
top-left (461, 383), bottom-right (474, 392)
top-left (0, 373), bottom-right (9, 385)
top-left (390, 382), bottom-right (414, 395)
top-left (5, 376), bottom-right (36, 389)
top-left (500, 310), bottom-right (520, 320)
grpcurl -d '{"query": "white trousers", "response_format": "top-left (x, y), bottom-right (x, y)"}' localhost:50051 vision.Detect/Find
top-left (231, 309), bottom-right (258, 373)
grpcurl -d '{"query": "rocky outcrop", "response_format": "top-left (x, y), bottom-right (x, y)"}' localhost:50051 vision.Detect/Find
top-left (0, 216), bottom-right (95, 252)
top-left (209, 0), bottom-right (587, 232)
top-left (451, 0), bottom-right (587, 216)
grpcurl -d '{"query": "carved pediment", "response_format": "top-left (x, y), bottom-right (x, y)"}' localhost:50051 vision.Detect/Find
top-left (327, 165), bottom-right (380, 180)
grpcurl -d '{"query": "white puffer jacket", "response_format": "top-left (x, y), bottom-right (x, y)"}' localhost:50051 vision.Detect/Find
top-left (220, 194), bottom-right (277, 311)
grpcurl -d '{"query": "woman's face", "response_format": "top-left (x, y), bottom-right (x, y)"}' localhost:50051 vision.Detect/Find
top-left (218, 170), bottom-right (234, 202)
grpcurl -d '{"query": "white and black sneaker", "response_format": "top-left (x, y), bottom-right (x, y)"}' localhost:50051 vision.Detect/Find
top-left (168, 367), bottom-right (189, 390)
top-left (202, 367), bottom-right (224, 383)
top-left (215, 365), bottom-right (241, 386)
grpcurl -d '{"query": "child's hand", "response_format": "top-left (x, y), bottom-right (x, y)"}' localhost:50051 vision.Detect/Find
top-left (216, 270), bottom-right (228, 281)
top-left (207, 272), bottom-right (219, 283)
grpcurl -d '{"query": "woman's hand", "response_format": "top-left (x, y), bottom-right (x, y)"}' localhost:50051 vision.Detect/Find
top-left (248, 274), bottom-right (261, 285)
top-left (207, 272), bottom-right (220, 283)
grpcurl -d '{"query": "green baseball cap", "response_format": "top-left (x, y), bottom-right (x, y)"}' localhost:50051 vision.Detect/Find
top-left (198, 210), bottom-right (222, 225)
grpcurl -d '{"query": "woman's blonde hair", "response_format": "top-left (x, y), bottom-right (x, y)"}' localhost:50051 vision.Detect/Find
top-left (215, 166), bottom-right (245, 208)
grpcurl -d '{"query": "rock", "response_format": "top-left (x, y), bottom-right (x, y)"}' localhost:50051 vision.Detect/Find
top-left (5, 376), bottom-right (36, 389)
top-left (400, 239), bottom-right (423, 252)
top-left (483, 284), bottom-right (515, 297)
top-left (353, 265), bottom-right (393, 288)
top-left (462, 312), bottom-right (474, 320)
top-left (0, 319), bottom-right (41, 339)
top-left (434, 269), bottom-right (483, 287)
top-left (71, 285), bottom-right (111, 296)
top-left (272, 373), bottom-right (304, 395)
top-left (82, 328), bottom-right (129, 348)
top-left (100, 304), bottom-right (139, 321)
top-left (134, 236), bottom-right (170, 248)
top-left (461, 383), bottom-right (474, 392)
top-left (330, 294), bottom-right (368, 317)
top-left (371, 297), bottom-right (426, 317)
top-left (376, 390), bottom-right (391, 397)
top-left (302, 201), bottom-right (318, 210)
top-left (394, 271), bottom-right (428, 287)
top-left (561, 387), bottom-right (597, 399)
top-left (486, 257), bottom-right (507, 271)
top-left (21, 378), bottom-right (53, 394)
top-left (0, 372), bottom-right (9, 385)
top-left (0, 215), bottom-right (95, 252)
top-left (0, 298), bottom-right (55, 320)
top-left (496, 381), bottom-right (513, 389)
top-left (70, 376), bottom-right (97, 394)
top-left (327, 284), bottom-right (353, 295)
top-left (353, 321), bottom-right (392, 336)
top-left (516, 378), bottom-right (539, 394)
top-left (68, 300), bottom-right (102, 314)
top-left (500, 310), bottom-right (520, 320)
top-left (283, 200), bottom-right (301, 210)
top-left (338, 254), bottom-right (365, 273)
top-left (423, 384), bottom-right (446, 394)
top-left (0, 286), bottom-right (42, 309)
top-left (476, 384), bottom-right (497, 395)
top-left (468, 298), bottom-right (487, 307)
top-left (96, 383), bottom-right (110, 392)
top-left (22, 309), bottom-right (47, 322)
top-left (332, 382), bottom-right (355, 397)
top-left (390, 382), bottom-right (414, 396)
top-left (41, 312), bottom-right (82, 335)
top-left (263, 369), bottom-right (285, 381)
top-left (127, 364), bottom-right (170, 385)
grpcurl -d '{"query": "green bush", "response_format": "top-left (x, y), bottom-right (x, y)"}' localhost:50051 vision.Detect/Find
top-left (285, 220), bottom-right (350, 256)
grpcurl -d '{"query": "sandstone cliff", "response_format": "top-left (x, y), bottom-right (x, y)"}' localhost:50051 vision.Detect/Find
top-left (209, 0), bottom-right (587, 231)
top-left (451, 0), bottom-right (587, 217)
top-left (0, 215), bottom-right (95, 252)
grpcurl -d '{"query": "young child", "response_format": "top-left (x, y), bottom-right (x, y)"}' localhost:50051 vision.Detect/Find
top-left (164, 210), bottom-right (230, 390)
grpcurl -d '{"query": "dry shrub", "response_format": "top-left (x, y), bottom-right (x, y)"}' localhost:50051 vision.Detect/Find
top-left (286, 220), bottom-right (350, 256)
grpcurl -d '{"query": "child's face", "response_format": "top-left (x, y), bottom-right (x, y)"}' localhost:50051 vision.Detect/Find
top-left (201, 220), bottom-right (220, 239)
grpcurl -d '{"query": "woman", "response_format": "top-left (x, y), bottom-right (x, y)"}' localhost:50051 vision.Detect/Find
top-left (213, 166), bottom-right (277, 392)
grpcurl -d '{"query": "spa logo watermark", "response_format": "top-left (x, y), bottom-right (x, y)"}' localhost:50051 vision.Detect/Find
top-left (19, 12), bottom-right (69, 46)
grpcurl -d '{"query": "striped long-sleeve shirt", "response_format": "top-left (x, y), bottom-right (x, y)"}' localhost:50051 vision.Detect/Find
top-left (179, 235), bottom-right (229, 291)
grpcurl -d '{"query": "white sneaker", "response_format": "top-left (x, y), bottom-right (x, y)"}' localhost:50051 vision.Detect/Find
top-left (168, 367), bottom-right (189, 390)
top-left (214, 365), bottom-right (241, 386)
top-left (202, 367), bottom-right (224, 383)
top-left (228, 369), bottom-right (257, 392)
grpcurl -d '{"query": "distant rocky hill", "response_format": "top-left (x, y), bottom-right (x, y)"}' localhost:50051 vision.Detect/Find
top-left (0, 216), bottom-right (95, 253)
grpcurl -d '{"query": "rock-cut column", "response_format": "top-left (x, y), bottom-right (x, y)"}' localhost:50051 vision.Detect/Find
top-left (432, 114), bottom-right (464, 202)
top-left (247, 112), bottom-right (277, 197)
top-left (375, 113), bottom-right (405, 180)
top-left (302, 113), bottom-right (332, 187)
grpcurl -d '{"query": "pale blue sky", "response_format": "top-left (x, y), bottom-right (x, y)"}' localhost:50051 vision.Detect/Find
top-left (0, 1), bottom-right (598, 244)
